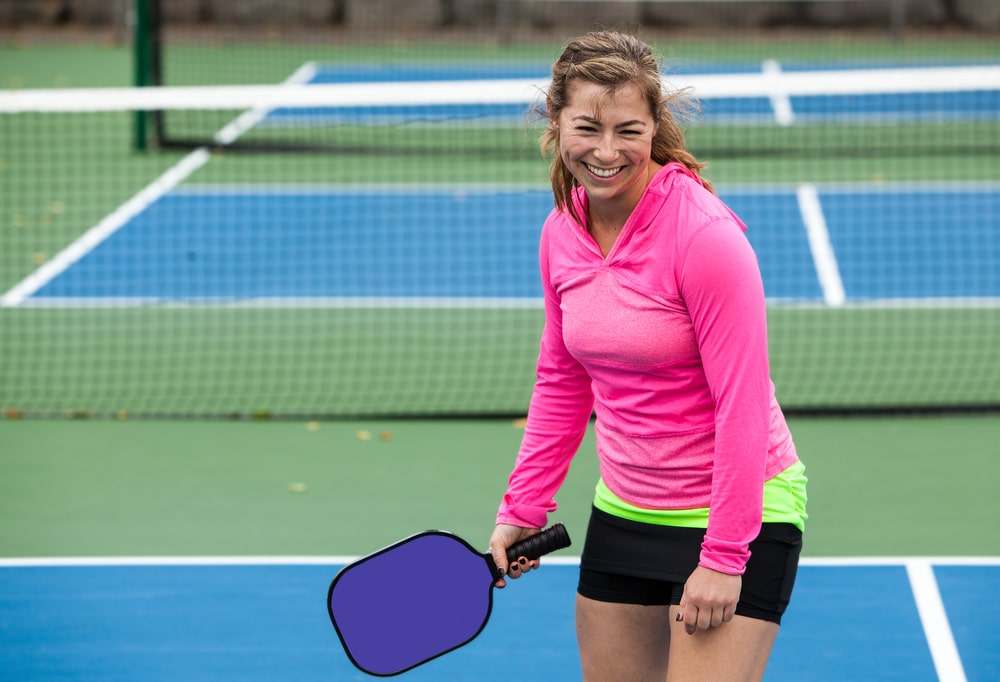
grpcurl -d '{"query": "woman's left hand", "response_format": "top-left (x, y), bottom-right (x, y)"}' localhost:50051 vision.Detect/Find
top-left (676, 566), bottom-right (742, 635)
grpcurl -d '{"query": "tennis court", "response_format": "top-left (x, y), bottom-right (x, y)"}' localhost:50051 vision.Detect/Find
top-left (1, 21), bottom-right (998, 682)
top-left (2, 558), bottom-right (998, 681)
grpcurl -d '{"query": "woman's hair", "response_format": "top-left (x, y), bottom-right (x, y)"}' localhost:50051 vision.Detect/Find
top-left (539, 31), bottom-right (713, 225)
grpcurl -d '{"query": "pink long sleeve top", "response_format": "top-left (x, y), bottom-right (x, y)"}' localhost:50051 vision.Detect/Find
top-left (497, 163), bottom-right (799, 574)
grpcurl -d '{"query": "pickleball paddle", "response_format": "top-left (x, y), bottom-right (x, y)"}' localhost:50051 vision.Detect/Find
top-left (327, 523), bottom-right (571, 676)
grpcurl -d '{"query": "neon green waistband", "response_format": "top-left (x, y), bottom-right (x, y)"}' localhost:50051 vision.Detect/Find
top-left (593, 460), bottom-right (808, 532)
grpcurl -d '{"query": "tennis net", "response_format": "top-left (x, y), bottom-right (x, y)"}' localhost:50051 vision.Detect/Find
top-left (1, 65), bottom-right (998, 419)
top-left (112, 62), bottom-right (1000, 161)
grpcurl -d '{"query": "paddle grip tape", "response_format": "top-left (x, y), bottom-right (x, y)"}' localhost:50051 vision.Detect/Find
top-left (505, 523), bottom-right (571, 564)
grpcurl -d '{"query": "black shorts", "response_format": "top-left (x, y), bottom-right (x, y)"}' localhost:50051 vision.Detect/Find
top-left (577, 507), bottom-right (802, 624)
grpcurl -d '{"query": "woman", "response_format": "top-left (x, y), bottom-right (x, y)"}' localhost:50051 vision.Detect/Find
top-left (488, 31), bottom-right (808, 681)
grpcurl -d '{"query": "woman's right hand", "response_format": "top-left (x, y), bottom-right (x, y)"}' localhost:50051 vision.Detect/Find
top-left (488, 524), bottom-right (541, 588)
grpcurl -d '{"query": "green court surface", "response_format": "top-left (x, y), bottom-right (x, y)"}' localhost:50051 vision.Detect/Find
top-left (1, 415), bottom-right (997, 559)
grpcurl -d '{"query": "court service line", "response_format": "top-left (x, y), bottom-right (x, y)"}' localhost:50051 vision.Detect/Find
top-left (797, 184), bottom-right (846, 307)
top-left (907, 559), bottom-right (968, 682)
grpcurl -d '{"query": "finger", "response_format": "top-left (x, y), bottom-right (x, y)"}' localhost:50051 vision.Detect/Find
top-left (489, 543), bottom-right (509, 575)
top-left (491, 563), bottom-right (508, 587)
top-left (677, 604), bottom-right (698, 635)
top-left (711, 608), bottom-right (725, 628)
top-left (513, 556), bottom-right (537, 574)
top-left (674, 603), bottom-right (690, 633)
top-left (507, 558), bottom-right (524, 579)
top-left (488, 544), bottom-right (509, 588)
top-left (696, 607), bottom-right (713, 632)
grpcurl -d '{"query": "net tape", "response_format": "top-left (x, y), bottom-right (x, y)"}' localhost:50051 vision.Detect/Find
top-left (3, 65), bottom-right (998, 113)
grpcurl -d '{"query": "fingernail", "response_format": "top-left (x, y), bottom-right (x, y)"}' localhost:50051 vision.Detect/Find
top-left (675, 612), bottom-right (683, 622)
top-left (518, 557), bottom-right (527, 565)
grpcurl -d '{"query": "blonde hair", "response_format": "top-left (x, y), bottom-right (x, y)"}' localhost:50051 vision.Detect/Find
top-left (540, 31), bottom-right (712, 225)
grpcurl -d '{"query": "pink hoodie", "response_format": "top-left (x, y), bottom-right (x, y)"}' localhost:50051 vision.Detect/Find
top-left (497, 163), bottom-right (799, 574)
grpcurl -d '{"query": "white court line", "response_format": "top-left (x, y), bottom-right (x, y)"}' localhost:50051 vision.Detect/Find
top-left (0, 155), bottom-right (213, 308)
top-left (0, 150), bottom-right (212, 308)
top-left (801, 556), bottom-right (1000, 567)
top-left (762, 59), bottom-right (795, 126)
top-left (0, 556), bottom-right (352, 567)
top-left (907, 559), bottom-right (968, 682)
top-left (213, 61), bottom-right (318, 145)
top-left (2, 556), bottom-right (998, 568)
top-left (0, 63), bottom-right (321, 309)
top-left (797, 184), bottom-right (846, 307)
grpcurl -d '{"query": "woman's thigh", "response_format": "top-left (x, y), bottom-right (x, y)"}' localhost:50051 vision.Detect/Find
top-left (576, 594), bottom-right (780, 682)
top-left (576, 594), bottom-right (672, 682)
top-left (666, 608), bottom-right (779, 682)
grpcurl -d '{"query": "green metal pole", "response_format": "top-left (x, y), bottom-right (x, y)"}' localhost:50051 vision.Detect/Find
top-left (133, 0), bottom-right (150, 151)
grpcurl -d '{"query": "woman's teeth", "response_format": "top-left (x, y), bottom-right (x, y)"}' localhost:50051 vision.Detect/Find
top-left (586, 164), bottom-right (622, 178)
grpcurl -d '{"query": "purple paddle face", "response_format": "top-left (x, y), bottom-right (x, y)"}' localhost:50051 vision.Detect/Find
top-left (328, 532), bottom-right (496, 676)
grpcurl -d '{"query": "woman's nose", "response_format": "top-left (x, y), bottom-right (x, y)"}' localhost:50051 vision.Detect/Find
top-left (593, 132), bottom-right (617, 161)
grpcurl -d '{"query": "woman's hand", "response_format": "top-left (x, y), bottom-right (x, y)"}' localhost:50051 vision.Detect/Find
top-left (488, 524), bottom-right (541, 588)
top-left (676, 566), bottom-right (742, 634)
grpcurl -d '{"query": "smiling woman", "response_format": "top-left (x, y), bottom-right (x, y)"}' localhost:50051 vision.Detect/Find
top-left (489, 31), bottom-right (808, 682)
top-left (555, 80), bottom-right (659, 253)
top-left (539, 30), bottom-right (710, 235)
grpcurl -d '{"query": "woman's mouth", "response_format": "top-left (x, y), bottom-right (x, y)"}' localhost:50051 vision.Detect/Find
top-left (585, 163), bottom-right (623, 179)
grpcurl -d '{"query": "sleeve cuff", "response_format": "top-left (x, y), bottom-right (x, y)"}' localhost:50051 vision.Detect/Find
top-left (699, 537), bottom-right (752, 575)
top-left (496, 497), bottom-right (551, 529)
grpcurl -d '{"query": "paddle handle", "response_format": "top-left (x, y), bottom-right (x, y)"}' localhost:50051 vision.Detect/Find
top-left (505, 523), bottom-right (571, 564)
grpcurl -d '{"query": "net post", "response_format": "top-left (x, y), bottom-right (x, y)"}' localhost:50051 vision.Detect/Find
top-left (132, 0), bottom-right (151, 151)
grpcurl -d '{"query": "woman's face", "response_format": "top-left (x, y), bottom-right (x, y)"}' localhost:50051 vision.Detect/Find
top-left (554, 79), bottom-right (658, 212)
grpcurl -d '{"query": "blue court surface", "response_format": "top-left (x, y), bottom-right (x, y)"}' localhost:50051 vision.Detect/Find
top-left (1, 558), bottom-right (997, 681)
top-left (26, 186), bottom-right (1000, 305)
